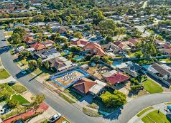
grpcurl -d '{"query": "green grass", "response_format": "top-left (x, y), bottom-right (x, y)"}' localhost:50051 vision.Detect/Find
top-left (137, 107), bottom-right (154, 117)
top-left (12, 84), bottom-right (27, 93)
top-left (87, 103), bottom-right (99, 109)
top-left (142, 110), bottom-right (170, 123)
top-left (11, 94), bottom-right (29, 105)
top-left (166, 102), bottom-right (171, 105)
top-left (143, 79), bottom-right (163, 94)
top-left (159, 58), bottom-right (171, 63)
top-left (82, 107), bottom-right (100, 117)
top-left (59, 92), bottom-right (75, 104)
top-left (0, 69), bottom-right (10, 80)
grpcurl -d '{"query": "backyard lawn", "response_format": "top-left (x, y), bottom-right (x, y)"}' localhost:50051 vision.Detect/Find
top-left (142, 110), bottom-right (170, 123)
top-left (11, 94), bottom-right (29, 105)
top-left (143, 78), bottom-right (163, 94)
top-left (0, 69), bottom-right (10, 80)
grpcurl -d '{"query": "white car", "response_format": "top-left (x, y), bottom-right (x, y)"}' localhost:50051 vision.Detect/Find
top-left (49, 113), bottom-right (61, 123)
top-left (62, 121), bottom-right (69, 123)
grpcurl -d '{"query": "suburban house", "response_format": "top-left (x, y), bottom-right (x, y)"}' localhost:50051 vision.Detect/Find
top-left (155, 40), bottom-right (170, 49)
top-left (72, 39), bottom-right (89, 48)
top-left (114, 41), bottom-right (131, 51)
top-left (57, 26), bottom-right (69, 34)
top-left (31, 43), bottom-right (46, 51)
top-left (49, 56), bottom-right (74, 72)
top-left (160, 49), bottom-right (171, 55)
top-left (32, 48), bottom-right (60, 62)
top-left (128, 38), bottom-right (139, 46)
top-left (72, 78), bottom-right (106, 95)
top-left (103, 42), bottom-right (121, 56)
top-left (102, 70), bottom-right (129, 85)
top-left (31, 40), bottom-right (54, 51)
top-left (25, 36), bottom-right (34, 44)
top-left (116, 61), bottom-right (141, 77)
top-left (144, 63), bottom-right (171, 86)
top-left (83, 42), bottom-right (106, 56)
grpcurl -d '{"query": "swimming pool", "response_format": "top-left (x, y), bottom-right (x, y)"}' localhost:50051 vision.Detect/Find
top-left (113, 61), bottom-right (122, 67)
top-left (73, 55), bottom-right (84, 61)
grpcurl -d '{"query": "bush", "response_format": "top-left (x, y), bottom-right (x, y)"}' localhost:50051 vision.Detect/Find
top-left (130, 78), bottom-right (139, 85)
top-left (131, 85), bottom-right (143, 91)
top-left (100, 90), bottom-right (126, 108)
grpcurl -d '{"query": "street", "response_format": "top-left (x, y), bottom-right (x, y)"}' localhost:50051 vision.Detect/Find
top-left (0, 30), bottom-right (171, 123)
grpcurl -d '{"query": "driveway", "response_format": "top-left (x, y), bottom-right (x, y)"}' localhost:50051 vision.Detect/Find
top-left (0, 30), bottom-right (171, 123)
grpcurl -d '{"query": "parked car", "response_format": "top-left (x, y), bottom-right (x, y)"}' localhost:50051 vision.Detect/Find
top-left (49, 113), bottom-right (61, 123)
top-left (1, 38), bottom-right (6, 41)
top-left (21, 70), bottom-right (27, 74)
top-left (62, 121), bottom-right (69, 123)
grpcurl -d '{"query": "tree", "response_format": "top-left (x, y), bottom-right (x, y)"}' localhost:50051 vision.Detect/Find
top-left (90, 55), bottom-right (100, 63)
top-left (44, 61), bottom-right (50, 70)
top-left (10, 33), bottom-right (22, 44)
top-left (73, 32), bottom-right (83, 38)
top-left (100, 90), bottom-right (126, 108)
top-left (99, 19), bottom-right (116, 36)
top-left (37, 58), bottom-right (43, 67)
top-left (28, 60), bottom-right (37, 70)
top-left (105, 36), bottom-right (113, 43)
top-left (116, 27), bottom-right (126, 40)
top-left (92, 10), bottom-right (105, 25)
top-left (19, 51), bottom-right (31, 58)
top-left (66, 16), bottom-right (71, 23)
top-left (70, 46), bottom-right (81, 53)
top-left (7, 99), bottom-right (19, 108)
top-left (32, 94), bottom-right (45, 108)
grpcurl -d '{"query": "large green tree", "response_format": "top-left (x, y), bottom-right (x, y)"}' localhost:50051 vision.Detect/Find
top-left (100, 90), bottom-right (126, 108)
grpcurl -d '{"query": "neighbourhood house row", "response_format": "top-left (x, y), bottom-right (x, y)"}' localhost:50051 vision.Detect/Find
top-left (144, 63), bottom-right (171, 86)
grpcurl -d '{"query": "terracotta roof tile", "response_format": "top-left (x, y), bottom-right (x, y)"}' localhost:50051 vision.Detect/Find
top-left (73, 78), bottom-right (96, 94)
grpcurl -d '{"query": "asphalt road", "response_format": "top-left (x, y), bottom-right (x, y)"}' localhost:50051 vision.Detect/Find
top-left (0, 30), bottom-right (171, 123)
top-left (0, 30), bottom-right (102, 123)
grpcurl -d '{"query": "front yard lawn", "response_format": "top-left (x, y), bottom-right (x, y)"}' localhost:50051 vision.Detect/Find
top-left (82, 107), bottom-right (101, 117)
top-left (142, 110), bottom-right (170, 123)
top-left (11, 94), bottom-right (29, 105)
top-left (12, 84), bottom-right (27, 93)
top-left (0, 69), bottom-right (10, 80)
top-left (137, 107), bottom-right (153, 117)
top-left (143, 79), bottom-right (163, 94)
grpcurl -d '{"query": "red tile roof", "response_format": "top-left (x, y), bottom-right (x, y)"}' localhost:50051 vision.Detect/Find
top-left (25, 36), bottom-right (34, 43)
top-left (73, 78), bottom-right (96, 94)
top-left (114, 41), bottom-right (124, 48)
top-left (128, 38), bottom-right (139, 45)
top-left (105, 72), bottom-right (129, 85)
top-left (73, 39), bottom-right (89, 46)
top-left (2, 102), bottom-right (48, 123)
top-left (84, 42), bottom-right (106, 56)
top-left (31, 42), bottom-right (46, 51)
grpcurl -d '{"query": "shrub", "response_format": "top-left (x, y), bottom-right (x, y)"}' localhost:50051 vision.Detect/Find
top-left (131, 85), bottom-right (143, 91)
